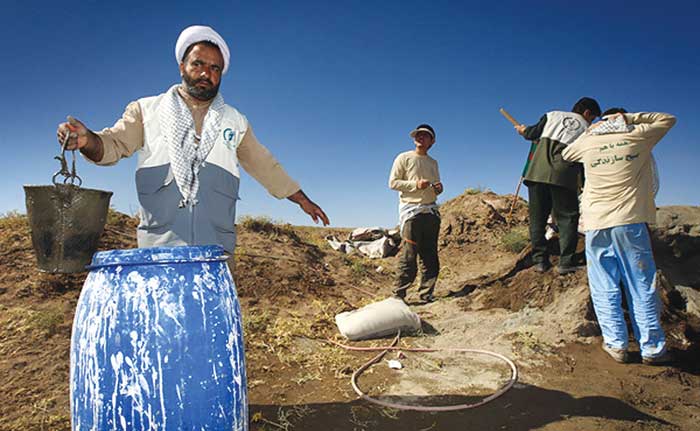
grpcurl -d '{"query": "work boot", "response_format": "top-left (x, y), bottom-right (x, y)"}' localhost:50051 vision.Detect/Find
top-left (534, 261), bottom-right (551, 273)
top-left (602, 343), bottom-right (629, 363)
top-left (557, 264), bottom-right (585, 275)
top-left (419, 293), bottom-right (436, 304)
top-left (642, 351), bottom-right (673, 365)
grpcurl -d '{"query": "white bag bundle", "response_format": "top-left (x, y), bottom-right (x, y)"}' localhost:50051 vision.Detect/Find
top-left (335, 297), bottom-right (421, 341)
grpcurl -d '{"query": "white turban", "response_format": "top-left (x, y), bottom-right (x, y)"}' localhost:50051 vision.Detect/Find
top-left (175, 25), bottom-right (230, 74)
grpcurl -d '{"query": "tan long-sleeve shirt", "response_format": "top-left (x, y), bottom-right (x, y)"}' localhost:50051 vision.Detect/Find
top-left (562, 112), bottom-right (676, 231)
top-left (389, 151), bottom-right (440, 204)
top-left (94, 89), bottom-right (300, 199)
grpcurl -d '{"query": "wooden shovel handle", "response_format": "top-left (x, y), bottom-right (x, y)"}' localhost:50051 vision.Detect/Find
top-left (499, 108), bottom-right (520, 127)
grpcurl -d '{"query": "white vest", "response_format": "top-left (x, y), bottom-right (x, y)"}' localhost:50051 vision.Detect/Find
top-left (542, 111), bottom-right (587, 146)
top-left (134, 92), bottom-right (248, 252)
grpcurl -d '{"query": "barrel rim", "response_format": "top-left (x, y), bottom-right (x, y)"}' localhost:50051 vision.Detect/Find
top-left (89, 245), bottom-right (229, 268)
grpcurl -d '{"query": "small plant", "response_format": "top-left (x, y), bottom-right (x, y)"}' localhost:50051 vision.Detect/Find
top-left (343, 255), bottom-right (371, 278)
top-left (0, 210), bottom-right (25, 229)
top-left (250, 406), bottom-right (314, 430)
top-left (238, 215), bottom-right (300, 242)
top-left (31, 306), bottom-right (65, 337)
top-left (464, 186), bottom-right (487, 195)
top-left (500, 227), bottom-right (529, 253)
top-left (292, 371), bottom-right (321, 385)
top-left (239, 215), bottom-right (274, 232)
top-left (351, 260), bottom-right (369, 277)
top-left (243, 309), bottom-right (272, 336)
top-left (437, 264), bottom-right (454, 280)
top-left (349, 406), bottom-right (375, 429)
top-left (106, 206), bottom-right (122, 225)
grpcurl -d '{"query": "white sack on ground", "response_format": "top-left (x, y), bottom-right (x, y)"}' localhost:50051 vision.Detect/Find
top-left (326, 227), bottom-right (400, 259)
top-left (335, 297), bottom-right (421, 341)
top-left (326, 235), bottom-right (356, 254)
top-left (356, 236), bottom-right (396, 259)
top-left (349, 227), bottom-right (387, 241)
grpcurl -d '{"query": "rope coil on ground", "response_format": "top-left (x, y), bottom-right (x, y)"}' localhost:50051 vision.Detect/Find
top-left (328, 333), bottom-right (518, 412)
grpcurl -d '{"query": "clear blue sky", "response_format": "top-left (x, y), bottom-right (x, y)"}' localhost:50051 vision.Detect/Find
top-left (2, 0), bottom-right (698, 228)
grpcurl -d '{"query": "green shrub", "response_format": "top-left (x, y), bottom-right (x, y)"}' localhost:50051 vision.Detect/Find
top-left (239, 215), bottom-right (274, 232)
top-left (351, 260), bottom-right (369, 277)
top-left (501, 227), bottom-right (529, 253)
top-left (464, 186), bottom-right (488, 195)
top-left (0, 210), bottom-right (25, 229)
top-left (106, 206), bottom-right (122, 224)
top-left (32, 307), bottom-right (65, 337)
top-left (238, 215), bottom-right (299, 241)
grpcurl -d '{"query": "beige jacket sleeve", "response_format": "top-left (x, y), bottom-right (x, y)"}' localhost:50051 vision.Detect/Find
top-left (562, 137), bottom-right (584, 162)
top-left (388, 154), bottom-right (417, 192)
top-left (237, 125), bottom-right (301, 199)
top-left (93, 101), bottom-right (145, 166)
top-left (625, 112), bottom-right (677, 148)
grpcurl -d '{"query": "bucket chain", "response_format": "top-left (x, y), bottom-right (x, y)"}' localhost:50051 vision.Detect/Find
top-left (53, 131), bottom-right (83, 186)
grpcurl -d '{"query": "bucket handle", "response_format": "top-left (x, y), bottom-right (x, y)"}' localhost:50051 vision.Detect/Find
top-left (53, 132), bottom-right (83, 186)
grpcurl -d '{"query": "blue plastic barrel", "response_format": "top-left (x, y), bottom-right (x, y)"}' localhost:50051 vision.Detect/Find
top-left (70, 245), bottom-right (247, 430)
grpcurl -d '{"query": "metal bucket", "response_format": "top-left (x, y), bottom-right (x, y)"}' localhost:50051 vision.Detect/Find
top-left (24, 184), bottom-right (113, 273)
top-left (70, 245), bottom-right (248, 430)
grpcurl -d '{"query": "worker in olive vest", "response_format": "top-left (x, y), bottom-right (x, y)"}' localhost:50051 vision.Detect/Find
top-left (514, 97), bottom-right (601, 274)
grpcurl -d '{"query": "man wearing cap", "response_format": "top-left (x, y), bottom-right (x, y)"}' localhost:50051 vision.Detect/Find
top-left (56, 25), bottom-right (329, 253)
top-left (514, 97), bottom-right (601, 275)
top-left (389, 124), bottom-right (443, 303)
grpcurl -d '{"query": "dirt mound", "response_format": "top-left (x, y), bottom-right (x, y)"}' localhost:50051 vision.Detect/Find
top-left (232, 223), bottom-right (338, 302)
top-left (652, 206), bottom-right (700, 289)
top-left (474, 261), bottom-right (589, 312)
top-left (444, 231), bottom-right (600, 343)
top-left (436, 190), bottom-right (530, 290)
top-left (439, 190), bottom-right (528, 247)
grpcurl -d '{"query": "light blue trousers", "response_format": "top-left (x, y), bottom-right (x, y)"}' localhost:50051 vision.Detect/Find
top-left (585, 223), bottom-right (666, 359)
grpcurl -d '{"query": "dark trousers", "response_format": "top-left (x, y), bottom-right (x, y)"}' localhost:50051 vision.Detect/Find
top-left (527, 182), bottom-right (579, 267)
top-left (394, 213), bottom-right (440, 298)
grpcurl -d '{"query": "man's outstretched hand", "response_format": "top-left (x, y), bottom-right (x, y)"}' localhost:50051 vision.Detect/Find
top-left (56, 116), bottom-right (104, 162)
top-left (57, 116), bottom-right (89, 150)
top-left (287, 190), bottom-right (330, 226)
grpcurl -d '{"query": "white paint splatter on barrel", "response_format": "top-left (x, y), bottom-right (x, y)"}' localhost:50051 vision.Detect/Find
top-left (70, 246), bottom-right (247, 430)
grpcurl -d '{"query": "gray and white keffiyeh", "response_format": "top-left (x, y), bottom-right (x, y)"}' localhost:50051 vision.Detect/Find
top-left (159, 85), bottom-right (225, 208)
top-left (589, 114), bottom-right (634, 135)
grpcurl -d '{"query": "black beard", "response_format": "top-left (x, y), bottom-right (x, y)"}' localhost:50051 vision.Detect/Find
top-left (182, 74), bottom-right (220, 101)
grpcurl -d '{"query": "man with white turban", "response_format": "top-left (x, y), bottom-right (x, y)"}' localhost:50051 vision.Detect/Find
top-left (56, 25), bottom-right (329, 253)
